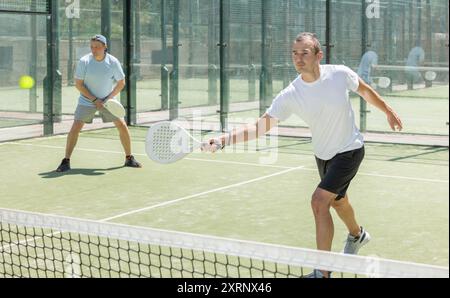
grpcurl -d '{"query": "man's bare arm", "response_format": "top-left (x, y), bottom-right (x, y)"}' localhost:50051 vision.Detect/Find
top-left (210, 113), bottom-right (278, 150)
top-left (75, 79), bottom-right (97, 102)
top-left (105, 79), bottom-right (126, 100)
top-left (356, 78), bottom-right (403, 131)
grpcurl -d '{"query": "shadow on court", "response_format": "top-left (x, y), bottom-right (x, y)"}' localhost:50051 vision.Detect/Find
top-left (39, 166), bottom-right (124, 178)
top-left (388, 146), bottom-right (449, 162)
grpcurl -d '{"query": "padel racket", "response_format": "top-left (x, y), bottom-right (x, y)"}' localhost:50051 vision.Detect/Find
top-left (377, 77), bottom-right (391, 88)
top-left (104, 99), bottom-right (126, 118)
top-left (424, 71), bottom-right (437, 81)
top-left (145, 121), bottom-right (219, 164)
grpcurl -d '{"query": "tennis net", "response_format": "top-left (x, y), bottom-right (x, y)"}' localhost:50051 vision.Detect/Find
top-left (0, 208), bottom-right (448, 278)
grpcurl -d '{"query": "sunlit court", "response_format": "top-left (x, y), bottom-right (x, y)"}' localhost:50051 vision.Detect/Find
top-left (0, 0), bottom-right (448, 279)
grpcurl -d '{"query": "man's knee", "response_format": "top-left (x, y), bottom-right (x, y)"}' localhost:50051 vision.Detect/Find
top-left (114, 119), bottom-right (128, 130)
top-left (70, 121), bottom-right (84, 133)
top-left (311, 189), bottom-right (334, 215)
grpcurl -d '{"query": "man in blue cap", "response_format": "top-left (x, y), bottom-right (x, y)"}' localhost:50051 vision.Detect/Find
top-left (56, 34), bottom-right (142, 172)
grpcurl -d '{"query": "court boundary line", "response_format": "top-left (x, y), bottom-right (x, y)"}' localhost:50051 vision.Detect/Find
top-left (0, 167), bottom-right (304, 253)
top-left (1, 142), bottom-right (448, 268)
top-left (6, 142), bottom-right (450, 184)
top-left (100, 166), bottom-right (304, 222)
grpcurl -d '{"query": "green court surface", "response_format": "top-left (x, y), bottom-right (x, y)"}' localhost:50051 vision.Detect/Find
top-left (387, 85), bottom-right (449, 99)
top-left (0, 127), bottom-right (448, 267)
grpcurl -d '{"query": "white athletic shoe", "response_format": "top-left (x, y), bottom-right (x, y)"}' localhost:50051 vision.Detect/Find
top-left (343, 226), bottom-right (371, 255)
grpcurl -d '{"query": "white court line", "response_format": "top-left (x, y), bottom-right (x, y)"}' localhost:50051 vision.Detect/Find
top-left (5, 142), bottom-right (450, 183)
top-left (357, 172), bottom-right (449, 183)
top-left (1, 167), bottom-right (302, 252)
top-left (293, 167), bottom-right (450, 184)
top-left (100, 166), bottom-right (304, 222)
top-left (184, 157), bottom-right (294, 169)
top-left (0, 141), bottom-right (447, 253)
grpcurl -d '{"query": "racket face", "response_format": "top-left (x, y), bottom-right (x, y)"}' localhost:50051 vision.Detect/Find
top-left (145, 121), bottom-right (201, 164)
top-left (424, 71), bottom-right (437, 81)
top-left (104, 100), bottom-right (125, 118)
top-left (378, 77), bottom-right (391, 88)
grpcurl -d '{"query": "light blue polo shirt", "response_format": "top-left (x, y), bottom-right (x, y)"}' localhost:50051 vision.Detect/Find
top-left (74, 53), bottom-right (125, 107)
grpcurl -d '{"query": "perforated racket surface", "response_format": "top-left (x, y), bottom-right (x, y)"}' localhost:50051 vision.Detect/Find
top-left (377, 77), bottom-right (391, 88)
top-left (424, 71), bottom-right (437, 81)
top-left (145, 121), bottom-right (204, 164)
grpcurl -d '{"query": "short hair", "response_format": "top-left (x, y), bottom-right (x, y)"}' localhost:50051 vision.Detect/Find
top-left (294, 32), bottom-right (322, 54)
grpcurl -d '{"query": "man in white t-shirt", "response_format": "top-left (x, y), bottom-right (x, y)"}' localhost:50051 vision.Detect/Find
top-left (56, 35), bottom-right (142, 172)
top-left (204, 33), bottom-right (403, 278)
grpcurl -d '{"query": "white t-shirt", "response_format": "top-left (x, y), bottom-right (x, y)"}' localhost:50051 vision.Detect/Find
top-left (266, 64), bottom-right (364, 160)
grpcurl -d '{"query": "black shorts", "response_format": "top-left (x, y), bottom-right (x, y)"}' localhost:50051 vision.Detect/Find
top-left (315, 146), bottom-right (365, 200)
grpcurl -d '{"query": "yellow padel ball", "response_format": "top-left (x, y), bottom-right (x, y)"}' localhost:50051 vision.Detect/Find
top-left (19, 75), bottom-right (35, 89)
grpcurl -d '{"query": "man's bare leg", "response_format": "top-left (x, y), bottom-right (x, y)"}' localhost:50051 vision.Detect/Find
top-left (65, 120), bottom-right (85, 159)
top-left (331, 194), bottom-right (361, 237)
top-left (114, 119), bottom-right (131, 156)
top-left (310, 188), bottom-right (337, 277)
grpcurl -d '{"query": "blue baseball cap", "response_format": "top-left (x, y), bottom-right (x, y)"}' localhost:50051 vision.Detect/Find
top-left (91, 34), bottom-right (107, 47)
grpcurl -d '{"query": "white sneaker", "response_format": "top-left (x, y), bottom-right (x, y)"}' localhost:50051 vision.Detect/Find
top-left (343, 226), bottom-right (371, 255)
